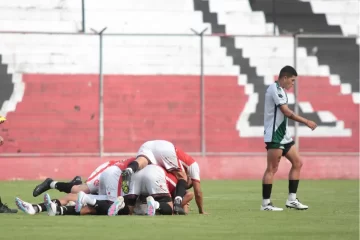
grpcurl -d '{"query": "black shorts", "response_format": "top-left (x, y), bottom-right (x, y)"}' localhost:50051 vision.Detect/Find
top-left (265, 141), bottom-right (295, 156)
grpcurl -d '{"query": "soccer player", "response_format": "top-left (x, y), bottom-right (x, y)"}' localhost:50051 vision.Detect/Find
top-left (261, 66), bottom-right (317, 211)
top-left (32, 158), bottom-right (135, 197)
top-left (175, 148), bottom-right (205, 214)
top-left (16, 192), bottom-right (78, 215)
top-left (121, 140), bottom-right (190, 214)
top-left (109, 164), bottom-right (178, 216)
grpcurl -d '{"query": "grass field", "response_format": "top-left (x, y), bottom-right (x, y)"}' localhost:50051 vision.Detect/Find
top-left (0, 180), bottom-right (358, 240)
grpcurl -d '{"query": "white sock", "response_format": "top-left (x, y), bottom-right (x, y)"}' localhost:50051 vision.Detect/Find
top-left (288, 193), bottom-right (297, 201)
top-left (154, 201), bottom-right (160, 209)
top-left (262, 199), bottom-right (270, 206)
top-left (37, 204), bottom-right (42, 212)
top-left (174, 196), bottom-right (182, 205)
top-left (50, 181), bottom-right (57, 189)
top-left (86, 197), bottom-right (97, 206)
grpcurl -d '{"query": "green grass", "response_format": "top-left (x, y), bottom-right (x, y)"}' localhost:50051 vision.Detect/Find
top-left (0, 180), bottom-right (358, 240)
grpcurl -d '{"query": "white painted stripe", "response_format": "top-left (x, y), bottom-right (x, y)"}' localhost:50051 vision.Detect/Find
top-left (329, 75), bottom-right (341, 86)
top-left (352, 92), bottom-right (360, 104)
top-left (299, 102), bottom-right (314, 113)
top-left (317, 111), bottom-right (337, 123)
top-left (340, 83), bottom-right (352, 95)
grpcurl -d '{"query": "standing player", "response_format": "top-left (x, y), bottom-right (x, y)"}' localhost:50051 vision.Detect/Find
top-left (261, 66), bottom-right (317, 211)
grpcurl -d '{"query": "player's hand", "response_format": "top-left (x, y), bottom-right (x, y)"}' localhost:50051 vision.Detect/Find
top-left (0, 136), bottom-right (4, 146)
top-left (199, 211), bottom-right (209, 215)
top-left (306, 120), bottom-right (317, 130)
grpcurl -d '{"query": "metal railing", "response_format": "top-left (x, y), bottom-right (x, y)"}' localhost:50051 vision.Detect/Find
top-left (0, 30), bottom-right (358, 157)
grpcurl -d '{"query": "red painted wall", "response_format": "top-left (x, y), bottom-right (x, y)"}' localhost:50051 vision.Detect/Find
top-left (0, 156), bottom-right (357, 180)
top-left (1, 74), bottom-right (358, 154)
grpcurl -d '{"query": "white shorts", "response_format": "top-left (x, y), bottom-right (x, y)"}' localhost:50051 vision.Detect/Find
top-left (98, 166), bottom-right (123, 202)
top-left (137, 140), bottom-right (182, 172)
top-left (86, 161), bottom-right (113, 194)
top-left (127, 164), bottom-right (170, 197)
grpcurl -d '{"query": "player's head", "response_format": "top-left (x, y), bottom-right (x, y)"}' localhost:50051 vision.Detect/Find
top-left (278, 65), bottom-right (297, 90)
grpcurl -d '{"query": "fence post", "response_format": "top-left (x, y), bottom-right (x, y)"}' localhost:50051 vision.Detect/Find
top-left (191, 28), bottom-right (208, 157)
top-left (81, 0), bottom-right (85, 32)
top-left (91, 27), bottom-right (107, 157)
top-left (292, 29), bottom-right (303, 150)
top-left (272, 0), bottom-right (277, 35)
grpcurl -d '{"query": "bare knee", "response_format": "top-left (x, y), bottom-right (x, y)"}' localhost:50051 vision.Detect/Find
top-left (135, 156), bottom-right (150, 170)
top-left (71, 184), bottom-right (90, 194)
top-left (266, 164), bottom-right (279, 175)
top-left (292, 159), bottom-right (303, 169)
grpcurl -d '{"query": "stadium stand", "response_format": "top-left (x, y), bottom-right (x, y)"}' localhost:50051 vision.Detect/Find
top-left (0, 0), bottom-right (358, 154)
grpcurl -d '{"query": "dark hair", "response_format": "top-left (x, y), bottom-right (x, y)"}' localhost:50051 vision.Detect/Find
top-left (279, 65), bottom-right (297, 78)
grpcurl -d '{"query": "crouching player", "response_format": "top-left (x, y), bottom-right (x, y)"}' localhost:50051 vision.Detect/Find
top-left (109, 164), bottom-right (193, 216)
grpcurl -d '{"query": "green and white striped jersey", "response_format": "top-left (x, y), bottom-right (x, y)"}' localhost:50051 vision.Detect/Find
top-left (264, 81), bottom-right (293, 144)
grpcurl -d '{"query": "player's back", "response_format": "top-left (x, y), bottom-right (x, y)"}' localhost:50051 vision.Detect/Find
top-left (175, 147), bottom-right (196, 168)
top-left (114, 157), bottom-right (136, 170)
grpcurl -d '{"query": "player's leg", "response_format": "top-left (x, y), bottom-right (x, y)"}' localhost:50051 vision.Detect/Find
top-left (140, 165), bottom-right (174, 216)
top-left (150, 141), bottom-right (187, 214)
top-left (0, 198), bottom-right (17, 213)
top-left (284, 143), bottom-right (308, 210)
top-left (82, 161), bottom-right (113, 194)
top-left (32, 175), bottom-right (82, 197)
top-left (75, 166), bottom-right (120, 213)
top-left (121, 141), bottom-right (155, 194)
top-left (15, 196), bottom-right (62, 215)
top-left (43, 193), bottom-right (80, 216)
top-left (74, 166), bottom-right (128, 216)
top-left (70, 183), bottom-right (92, 194)
top-left (261, 144), bottom-right (284, 211)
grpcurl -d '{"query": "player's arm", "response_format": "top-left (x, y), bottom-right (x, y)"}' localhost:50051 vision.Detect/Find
top-left (172, 169), bottom-right (187, 181)
top-left (279, 104), bottom-right (317, 130)
top-left (270, 85), bottom-right (317, 130)
top-left (192, 181), bottom-right (205, 214)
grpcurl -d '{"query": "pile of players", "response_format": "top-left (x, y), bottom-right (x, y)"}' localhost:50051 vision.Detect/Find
top-left (15, 140), bottom-right (205, 216)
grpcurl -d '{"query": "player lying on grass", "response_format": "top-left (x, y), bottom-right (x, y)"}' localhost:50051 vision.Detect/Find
top-left (16, 158), bottom-right (135, 215)
top-left (122, 140), bottom-right (205, 214)
top-left (32, 158), bottom-right (135, 197)
top-left (16, 176), bottom-right (85, 215)
top-left (43, 165), bottom-right (194, 216)
top-left (17, 159), bottom-right (130, 216)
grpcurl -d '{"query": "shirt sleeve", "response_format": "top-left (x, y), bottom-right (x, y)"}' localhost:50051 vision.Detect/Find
top-left (270, 84), bottom-right (287, 106)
